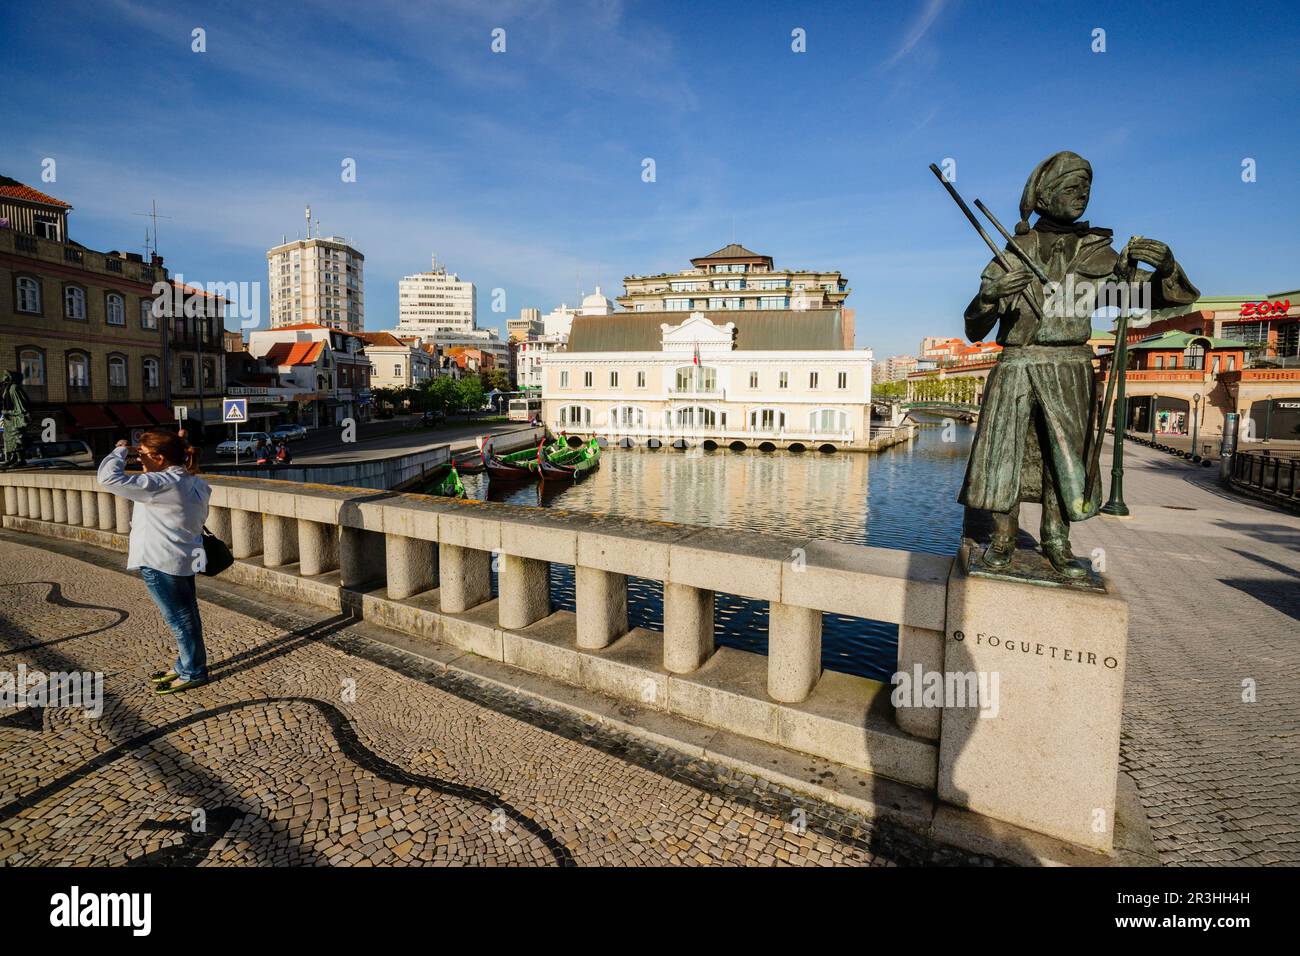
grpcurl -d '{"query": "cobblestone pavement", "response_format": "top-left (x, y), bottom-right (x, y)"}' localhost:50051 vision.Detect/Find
top-left (0, 537), bottom-right (986, 868)
top-left (1064, 443), bottom-right (1300, 866)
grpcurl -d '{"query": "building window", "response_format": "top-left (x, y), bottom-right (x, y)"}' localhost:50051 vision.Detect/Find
top-left (810, 408), bottom-right (848, 434)
top-left (33, 213), bottom-right (61, 241)
top-left (837, 371), bottom-right (848, 389)
top-left (141, 298), bottom-right (158, 329)
top-left (675, 406), bottom-right (717, 428)
top-left (560, 370), bottom-right (569, 388)
top-left (636, 370), bottom-right (646, 388)
top-left (181, 357), bottom-right (195, 388)
top-left (559, 405), bottom-right (591, 427)
top-left (1154, 355), bottom-right (1164, 369)
top-left (606, 370), bottom-right (618, 388)
top-left (675, 365), bottom-right (717, 392)
top-left (1212, 356), bottom-right (1220, 374)
top-left (1183, 342), bottom-right (1206, 371)
top-left (203, 360), bottom-right (215, 388)
top-left (64, 285), bottom-right (86, 320)
top-left (583, 370), bottom-right (593, 388)
top-left (809, 371), bottom-right (819, 389)
top-left (19, 348), bottom-right (45, 386)
top-left (749, 408), bottom-right (785, 432)
top-left (665, 298), bottom-right (692, 311)
top-left (1227, 356), bottom-right (1236, 371)
top-left (106, 293), bottom-right (125, 326)
top-left (749, 371), bottom-right (759, 388)
top-left (16, 276), bottom-right (42, 314)
top-left (610, 405), bottom-right (645, 428)
top-left (779, 371), bottom-right (789, 389)
top-left (108, 354), bottom-right (128, 389)
top-left (143, 357), bottom-right (160, 389)
top-left (393, 364), bottom-right (402, 377)
top-left (66, 352), bottom-right (90, 388)
top-left (759, 296), bottom-right (787, 310)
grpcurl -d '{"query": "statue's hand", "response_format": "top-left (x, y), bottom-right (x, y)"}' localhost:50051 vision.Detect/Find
top-left (981, 267), bottom-right (1034, 305)
top-left (1128, 238), bottom-right (1175, 278)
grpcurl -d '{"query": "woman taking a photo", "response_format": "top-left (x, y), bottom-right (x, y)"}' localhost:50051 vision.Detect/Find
top-left (97, 429), bottom-right (212, 694)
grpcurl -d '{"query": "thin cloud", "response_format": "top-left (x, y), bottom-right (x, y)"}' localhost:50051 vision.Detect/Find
top-left (885, 0), bottom-right (949, 68)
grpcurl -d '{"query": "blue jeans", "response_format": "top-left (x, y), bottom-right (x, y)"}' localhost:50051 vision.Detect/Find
top-left (140, 568), bottom-right (207, 681)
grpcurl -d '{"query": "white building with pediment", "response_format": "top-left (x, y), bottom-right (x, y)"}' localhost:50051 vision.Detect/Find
top-left (540, 309), bottom-right (874, 450)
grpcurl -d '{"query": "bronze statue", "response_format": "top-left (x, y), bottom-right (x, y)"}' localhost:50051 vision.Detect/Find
top-left (949, 152), bottom-right (1198, 578)
top-left (0, 370), bottom-right (32, 469)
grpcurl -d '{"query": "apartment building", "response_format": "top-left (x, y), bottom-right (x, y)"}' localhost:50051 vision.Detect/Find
top-left (267, 235), bottom-right (365, 333)
top-left (394, 256), bottom-right (476, 336)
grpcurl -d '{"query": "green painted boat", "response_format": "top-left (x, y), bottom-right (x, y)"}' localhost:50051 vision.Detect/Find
top-left (430, 462), bottom-right (467, 498)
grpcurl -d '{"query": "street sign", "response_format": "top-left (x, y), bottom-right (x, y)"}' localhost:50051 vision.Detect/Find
top-left (174, 405), bottom-right (188, 421)
top-left (223, 398), bottom-right (247, 424)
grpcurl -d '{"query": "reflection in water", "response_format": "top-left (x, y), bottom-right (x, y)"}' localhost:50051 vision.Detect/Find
top-left (443, 420), bottom-right (974, 682)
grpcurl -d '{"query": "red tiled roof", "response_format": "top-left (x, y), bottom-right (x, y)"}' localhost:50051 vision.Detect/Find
top-left (264, 341), bottom-right (325, 366)
top-left (356, 332), bottom-right (403, 347)
top-left (273, 323), bottom-right (332, 331)
top-left (0, 176), bottom-right (71, 209)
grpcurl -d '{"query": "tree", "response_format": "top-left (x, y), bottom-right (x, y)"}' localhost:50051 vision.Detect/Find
top-left (422, 376), bottom-right (459, 416)
top-left (481, 368), bottom-right (511, 394)
top-left (456, 376), bottom-right (485, 415)
top-left (872, 380), bottom-right (906, 402)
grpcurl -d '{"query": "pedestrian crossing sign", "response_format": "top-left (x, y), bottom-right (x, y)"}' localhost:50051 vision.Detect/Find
top-left (223, 398), bottom-right (248, 423)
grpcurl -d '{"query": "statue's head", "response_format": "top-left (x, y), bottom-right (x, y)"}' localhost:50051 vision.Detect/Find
top-left (1017, 151), bottom-right (1092, 233)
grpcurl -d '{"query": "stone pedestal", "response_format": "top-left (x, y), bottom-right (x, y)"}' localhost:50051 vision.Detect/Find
top-left (575, 566), bottom-right (627, 649)
top-left (498, 553), bottom-right (551, 629)
top-left (663, 582), bottom-right (714, 673)
top-left (938, 545), bottom-right (1128, 852)
top-left (230, 509), bottom-right (263, 559)
top-left (297, 519), bottom-right (337, 576)
top-left (262, 514), bottom-right (299, 568)
top-left (386, 534), bottom-right (438, 600)
top-left (768, 602), bottom-right (822, 703)
top-left (438, 543), bottom-right (492, 613)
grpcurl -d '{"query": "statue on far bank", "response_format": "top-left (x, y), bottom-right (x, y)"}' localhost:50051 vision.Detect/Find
top-left (0, 370), bottom-right (32, 469)
top-left (952, 151), bottom-right (1199, 579)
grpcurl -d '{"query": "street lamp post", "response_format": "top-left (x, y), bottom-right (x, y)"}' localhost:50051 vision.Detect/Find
top-left (1102, 335), bottom-right (1131, 516)
top-left (1264, 394), bottom-right (1273, 444)
top-left (1150, 393), bottom-right (1159, 444)
top-left (1191, 393), bottom-right (1201, 461)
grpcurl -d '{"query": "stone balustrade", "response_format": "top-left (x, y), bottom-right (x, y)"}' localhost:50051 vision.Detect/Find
top-left (0, 467), bottom-right (1129, 859)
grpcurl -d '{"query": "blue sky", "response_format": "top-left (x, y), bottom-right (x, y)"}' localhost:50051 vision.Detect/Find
top-left (2, 0), bottom-right (1297, 358)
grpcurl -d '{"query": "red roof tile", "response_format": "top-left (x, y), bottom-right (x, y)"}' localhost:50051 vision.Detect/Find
top-left (0, 176), bottom-right (71, 209)
top-left (264, 340), bottom-right (325, 366)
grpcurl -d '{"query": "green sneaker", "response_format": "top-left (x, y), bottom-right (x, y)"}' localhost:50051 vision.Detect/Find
top-left (155, 677), bottom-right (208, 695)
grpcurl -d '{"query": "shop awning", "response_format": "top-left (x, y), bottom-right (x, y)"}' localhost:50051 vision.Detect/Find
top-left (144, 403), bottom-right (175, 425)
top-left (108, 403), bottom-right (153, 428)
top-left (65, 404), bottom-right (117, 429)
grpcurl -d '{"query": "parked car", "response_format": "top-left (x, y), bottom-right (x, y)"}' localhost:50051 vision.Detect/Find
top-left (22, 439), bottom-right (94, 467)
top-left (271, 423), bottom-right (308, 442)
top-left (420, 411), bottom-right (445, 427)
top-left (215, 432), bottom-right (273, 457)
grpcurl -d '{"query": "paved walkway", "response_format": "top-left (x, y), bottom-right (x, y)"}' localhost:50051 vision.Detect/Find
top-left (0, 537), bottom-right (974, 868)
top-left (1066, 442), bottom-right (1300, 865)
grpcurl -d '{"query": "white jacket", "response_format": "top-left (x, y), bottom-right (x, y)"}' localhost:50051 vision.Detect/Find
top-left (97, 447), bottom-right (211, 576)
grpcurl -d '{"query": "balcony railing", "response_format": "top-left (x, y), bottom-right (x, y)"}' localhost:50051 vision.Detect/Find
top-left (667, 386), bottom-right (725, 399)
top-left (0, 468), bottom-right (1132, 854)
top-left (63, 246), bottom-right (83, 263)
top-left (15, 235), bottom-right (37, 253)
top-left (67, 385), bottom-right (91, 402)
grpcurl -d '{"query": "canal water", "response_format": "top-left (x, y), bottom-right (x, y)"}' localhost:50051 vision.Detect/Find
top-left (421, 418), bottom-right (974, 683)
